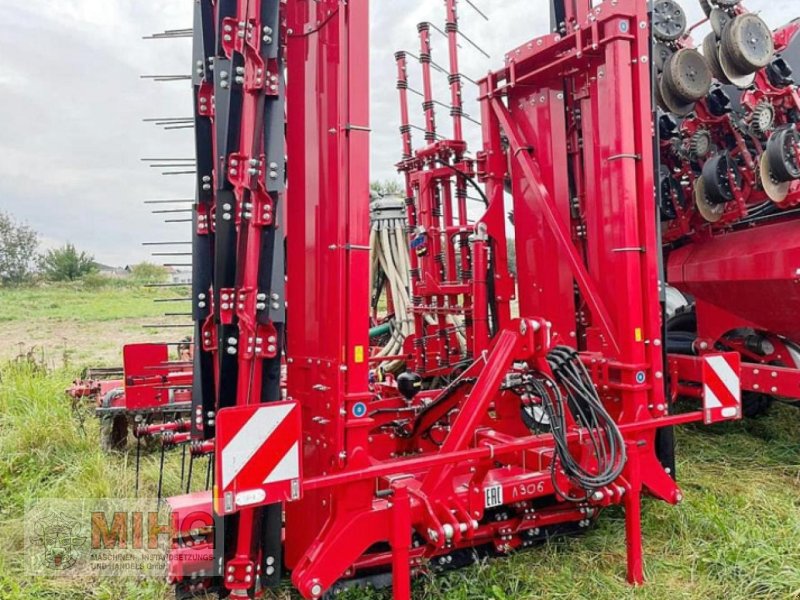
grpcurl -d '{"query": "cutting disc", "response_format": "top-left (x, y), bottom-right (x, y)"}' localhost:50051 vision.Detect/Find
top-left (659, 75), bottom-right (695, 116)
top-left (719, 39), bottom-right (756, 88)
top-left (760, 152), bottom-right (791, 203)
top-left (694, 176), bottom-right (726, 222)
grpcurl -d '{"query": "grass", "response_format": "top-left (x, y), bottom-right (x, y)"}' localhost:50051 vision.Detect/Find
top-left (0, 282), bottom-right (189, 365)
top-left (0, 284), bottom-right (799, 599)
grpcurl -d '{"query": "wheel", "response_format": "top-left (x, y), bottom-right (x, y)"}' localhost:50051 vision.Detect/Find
top-left (689, 129), bottom-right (713, 159)
top-left (742, 391), bottom-right (772, 418)
top-left (715, 0), bottom-right (742, 7)
top-left (718, 35), bottom-right (756, 88)
top-left (653, 0), bottom-right (687, 42)
top-left (703, 33), bottom-right (731, 83)
top-left (766, 126), bottom-right (800, 182)
top-left (709, 8), bottom-right (731, 39)
top-left (659, 74), bottom-right (695, 116)
top-left (100, 414), bottom-right (129, 451)
top-left (720, 14), bottom-right (775, 73)
top-left (699, 0), bottom-right (715, 18)
top-left (760, 152), bottom-right (791, 202)
top-left (701, 152), bottom-right (740, 203)
top-left (654, 42), bottom-right (674, 73)
top-left (663, 48), bottom-right (712, 103)
top-left (694, 176), bottom-right (726, 222)
top-left (750, 102), bottom-right (775, 138)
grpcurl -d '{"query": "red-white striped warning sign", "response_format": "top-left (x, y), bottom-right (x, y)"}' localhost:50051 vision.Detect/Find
top-left (215, 401), bottom-right (302, 515)
top-left (702, 353), bottom-right (742, 424)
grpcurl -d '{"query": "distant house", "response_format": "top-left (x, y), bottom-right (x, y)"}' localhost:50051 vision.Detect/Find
top-left (94, 263), bottom-right (131, 278)
top-left (165, 267), bottom-right (192, 285)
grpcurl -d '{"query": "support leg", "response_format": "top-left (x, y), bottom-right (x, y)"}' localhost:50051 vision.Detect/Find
top-left (391, 489), bottom-right (412, 600)
top-left (624, 441), bottom-right (644, 585)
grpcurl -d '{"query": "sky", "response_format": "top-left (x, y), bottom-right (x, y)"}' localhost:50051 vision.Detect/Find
top-left (0, 0), bottom-right (794, 265)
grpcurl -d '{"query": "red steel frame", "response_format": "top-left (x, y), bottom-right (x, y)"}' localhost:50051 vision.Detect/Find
top-left (163, 1), bottom-right (748, 599)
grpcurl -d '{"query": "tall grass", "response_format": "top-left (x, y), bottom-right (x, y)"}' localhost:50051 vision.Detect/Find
top-left (0, 358), bottom-right (799, 600)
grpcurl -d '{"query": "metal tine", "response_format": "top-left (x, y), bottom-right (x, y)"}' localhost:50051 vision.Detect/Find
top-left (164, 219), bottom-right (193, 223)
top-left (142, 241), bottom-right (192, 245)
top-left (464, 0), bottom-right (489, 21)
top-left (163, 171), bottom-right (197, 176)
top-left (153, 297), bottom-right (192, 303)
top-left (143, 200), bottom-right (195, 205)
top-left (408, 124), bottom-right (445, 140)
top-left (164, 313), bottom-right (193, 317)
top-left (152, 209), bottom-right (194, 214)
top-left (140, 75), bottom-right (192, 82)
top-left (144, 282), bottom-right (193, 288)
top-left (143, 324), bottom-right (194, 329)
top-left (403, 50), bottom-right (446, 76)
top-left (185, 454), bottom-right (195, 493)
top-left (141, 158), bottom-right (196, 162)
top-left (162, 263), bottom-right (193, 267)
top-left (144, 28), bottom-right (193, 40)
top-left (152, 252), bottom-right (193, 256)
top-left (164, 125), bottom-right (195, 130)
top-left (457, 29), bottom-right (490, 59)
top-left (143, 117), bottom-right (193, 122)
top-left (147, 163), bottom-right (196, 169)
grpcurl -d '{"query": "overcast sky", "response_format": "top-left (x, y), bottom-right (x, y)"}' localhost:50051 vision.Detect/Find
top-left (0, 1), bottom-right (793, 265)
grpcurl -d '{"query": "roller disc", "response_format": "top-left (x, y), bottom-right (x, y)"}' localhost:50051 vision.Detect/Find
top-left (694, 177), bottom-right (726, 222)
top-left (760, 152), bottom-right (791, 202)
top-left (719, 38), bottom-right (757, 88)
top-left (766, 126), bottom-right (800, 181)
top-left (703, 33), bottom-right (732, 83)
top-left (653, 0), bottom-right (687, 42)
top-left (709, 8), bottom-right (731, 39)
top-left (654, 43), bottom-right (674, 73)
top-left (721, 14), bottom-right (775, 73)
top-left (663, 48), bottom-right (713, 103)
top-left (750, 102), bottom-right (775, 137)
top-left (701, 152), bottom-right (740, 203)
top-left (659, 75), bottom-right (695, 116)
top-left (655, 74), bottom-right (669, 112)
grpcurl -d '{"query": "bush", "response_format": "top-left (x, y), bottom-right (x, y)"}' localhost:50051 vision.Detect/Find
top-left (38, 244), bottom-right (96, 282)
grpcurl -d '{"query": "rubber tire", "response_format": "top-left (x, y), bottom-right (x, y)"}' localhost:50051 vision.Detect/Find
top-left (100, 414), bottom-right (128, 452)
top-left (766, 127), bottom-right (800, 182)
top-left (653, 0), bottom-right (687, 42)
top-left (663, 48), bottom-right (713, 103)
top-left (659, 74), bottom-right (695, 116)
top-left (720, 14), bottom-right (775, 73)
top-left (709, 8), bottom-right (731, 39)
top-left (703, 33), bottom-right (731, 83)
top-left (742, 391), bottom-right (772, 418)
top-left (654, 42), bottom-right (674, 73)
top-left (701, 154), bottom-right (732, 203)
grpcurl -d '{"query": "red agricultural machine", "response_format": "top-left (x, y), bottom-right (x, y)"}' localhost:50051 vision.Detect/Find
top-left (109, 0), bottom-right (800, 598)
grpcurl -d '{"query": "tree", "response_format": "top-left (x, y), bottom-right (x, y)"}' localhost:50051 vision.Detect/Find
top-left (0, 210), bottom-right (39, 285)
top-left (39, 244), bottom-right (96, 282)
top-left (371, 179), bottom-right (404, 197)
top-left (130, 262), bottom-right (169, 283)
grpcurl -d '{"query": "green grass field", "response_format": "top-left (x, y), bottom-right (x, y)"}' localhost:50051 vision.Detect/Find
top-left (0, 284), bottom-right (799, 599)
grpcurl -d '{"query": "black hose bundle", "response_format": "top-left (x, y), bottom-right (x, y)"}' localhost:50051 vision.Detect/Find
top-left (519, 347), bottom-right (627, 501)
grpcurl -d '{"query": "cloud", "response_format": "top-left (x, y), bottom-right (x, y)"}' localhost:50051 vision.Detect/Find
top-left (0, 1), bottom-right (794, 265)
